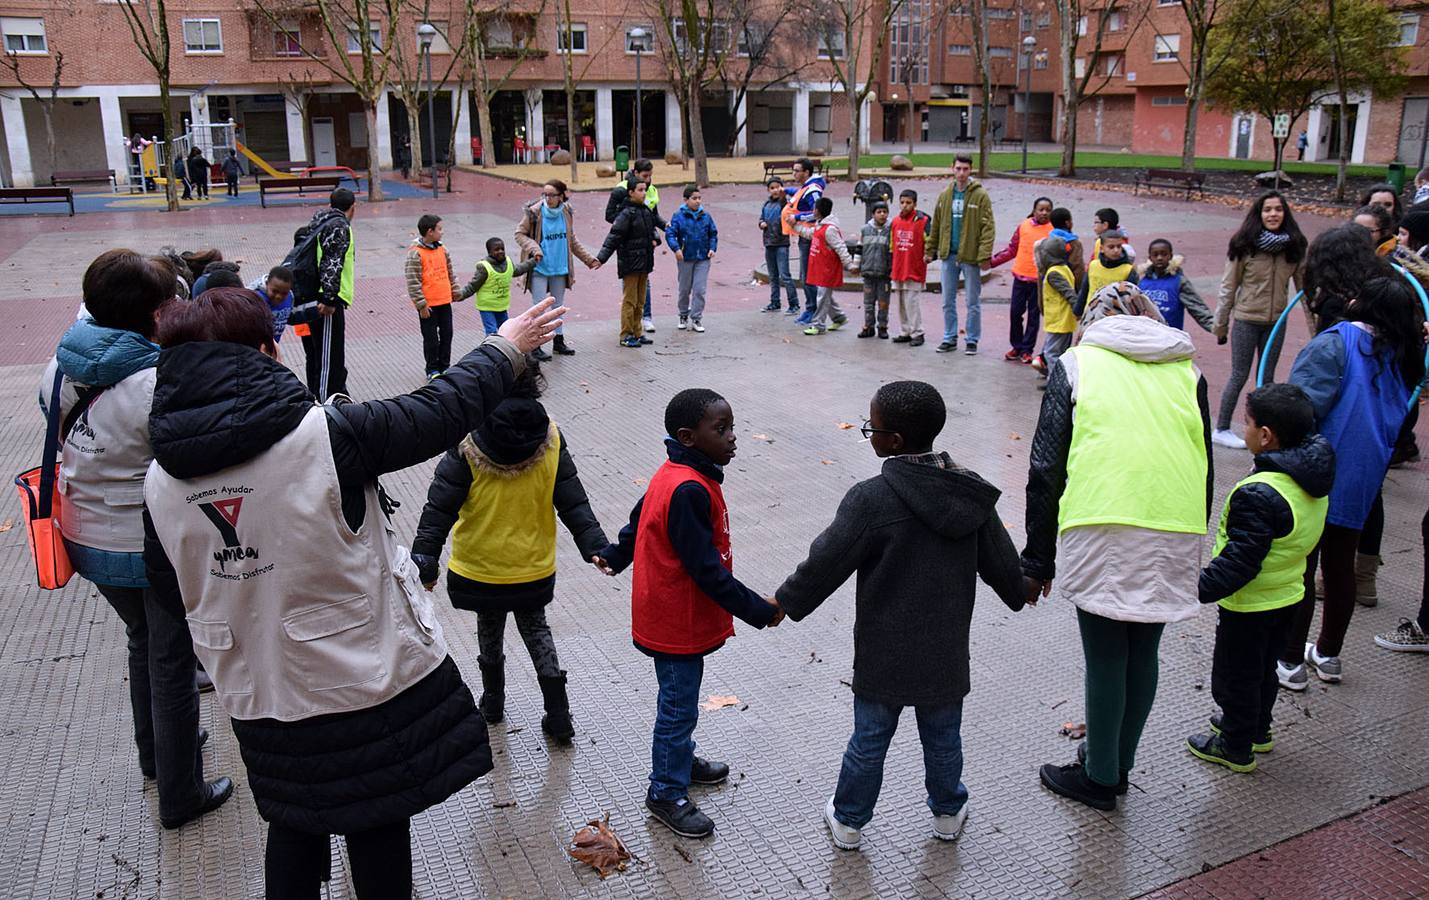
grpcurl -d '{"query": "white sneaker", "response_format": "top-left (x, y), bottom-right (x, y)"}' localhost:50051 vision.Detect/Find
top-left (643, 317), bottom-right (656, 333)
top-left (932, 803), bottom-right (969, 842)
top-left (1212, 429), bottom-right (1247, 449)
top-left (824, 797), bottom-right (861, 850)
top-left (1305, 641), bottom-right (1342, 683)
top-left (1277, 659), bottom-right (1308, 691)
top-left (677, 316), bottom-right (688, 330)
top-left (692, 320), bottom-right (705, 333)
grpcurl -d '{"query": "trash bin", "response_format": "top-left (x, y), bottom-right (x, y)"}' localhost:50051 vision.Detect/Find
top-left (1388, 162), bottom-right (1407, 195)
top-left (615, 145), bottom-right (630, 176)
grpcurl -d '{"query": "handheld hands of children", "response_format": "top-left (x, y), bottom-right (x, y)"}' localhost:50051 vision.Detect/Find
top-left (590, 555), bottom-right (617, 576)
top-left (1022, 575), bottom-right (1051, 608)
top-left (587, 259), bottom-right (602, 270)
top-left (766, 597), bottom-right (785, 627)
top-left (497, 297), bottom-right (566, 352)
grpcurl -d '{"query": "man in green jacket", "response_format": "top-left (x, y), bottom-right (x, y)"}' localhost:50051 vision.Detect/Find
top-left (926, 156), bottom-right (995, 355)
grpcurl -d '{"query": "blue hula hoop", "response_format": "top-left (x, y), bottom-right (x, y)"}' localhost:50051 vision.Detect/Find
top-left (1254, 262), bottom-right (1429, 407)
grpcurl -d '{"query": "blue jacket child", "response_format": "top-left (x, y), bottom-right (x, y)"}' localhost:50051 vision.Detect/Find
top-left (667, 204), bottom-right (719, 261)
top-left (761, 197), bottom-right (787, 248)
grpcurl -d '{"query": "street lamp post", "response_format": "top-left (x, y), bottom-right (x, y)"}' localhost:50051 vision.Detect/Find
top-left (630, 27), bottom-right (647, 162)
top-left (1021, 34), bottom-right (1036, 174)
top-left (418, 22), bottom-right (439, 200)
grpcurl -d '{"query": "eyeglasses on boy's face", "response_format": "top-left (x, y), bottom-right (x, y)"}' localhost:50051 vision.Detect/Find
top-left (860, 419), bottom-right (897, 439)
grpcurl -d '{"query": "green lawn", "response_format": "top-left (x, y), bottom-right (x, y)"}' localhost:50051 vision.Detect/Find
top-left (820, 151), bottom-right (1388, 179)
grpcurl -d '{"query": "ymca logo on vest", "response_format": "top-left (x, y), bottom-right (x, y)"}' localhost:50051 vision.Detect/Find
top-left (189, 486), bottom-right (270, 578)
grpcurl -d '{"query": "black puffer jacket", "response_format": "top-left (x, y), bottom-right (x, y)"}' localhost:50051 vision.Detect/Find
top-left (144, 335), bottom-right (524, 834)
top-left (1198, 436), bottom-right (1335, 603)
top-left (309, 206), bottom-right (352, 306)
top-left (410, 397), bottom-right (609, 613)
top-left (597, 201), bottom-right (667, 278)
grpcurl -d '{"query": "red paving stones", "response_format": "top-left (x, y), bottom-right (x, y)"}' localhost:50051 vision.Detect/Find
top-left (1143, 786), bottom-right (1429, 899)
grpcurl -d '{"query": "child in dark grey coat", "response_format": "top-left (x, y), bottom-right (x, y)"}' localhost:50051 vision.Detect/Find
top-left (775, 380), bottom-right (1025, 851)
top-left (858, 202), bottom-right (892, 338)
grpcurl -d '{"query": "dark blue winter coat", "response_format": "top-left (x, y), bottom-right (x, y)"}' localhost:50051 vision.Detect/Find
top-left (666, 206), bottom-right (719, 261)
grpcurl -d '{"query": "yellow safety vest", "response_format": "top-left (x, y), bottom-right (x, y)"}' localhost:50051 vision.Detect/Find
top-left (449, 428), bottom-right (562, 584)
top-left (475, 259), bottom-right (514, 312)
top-left (1087, 258), bottom-right (1134, 298)
top-left (1213, 471), bottom-right (1327, 612)
top-left (1042, 263), bottom-right (1078, 333)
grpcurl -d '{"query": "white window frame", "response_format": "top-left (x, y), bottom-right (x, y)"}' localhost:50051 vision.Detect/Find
top-left (1037, 12), bottom-right (1051, 28)
top-left (1, 17), bottom-right (47, 55)
top-left (818, 28), bottom-right (846, 60)
top-left (1398, 13), bottom-right (1420, 47)
top-left (624, 26), bottom-right (654, 54)
top-left (346, 22), bottom-right (383, 54)
top-left (1075, 57), bottom-right (1086, 78)
top-left (948, 43), bottom-right (972, 56)
top-left (989, 46), bottom-right (1013, 60)
top-left (1106, 10), bottom-right (1123, 32)
top-left (1153, 33), bottom-right (1180, 62)
top-left (557, 22), bottom-right (588, 53)
top-left (274, 20), bottom-right (303, 57)
top-left (1077, 16), bottom-right (1087, 35)
top-left (182, 18), bottom-right (223, 54)
top-left (420, 22), bottom-right (452, 54)
top-left (1104, 53), bottom-right (1123, 76)
top-left (737, 23), bottom-right (767, 58)
top-left (1157, 0), bottom-right (1180, 5)
top-left (1151, 95), bottom-right (1187, 107)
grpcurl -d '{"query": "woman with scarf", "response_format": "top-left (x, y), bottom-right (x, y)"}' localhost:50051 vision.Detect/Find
top-left (1022, 282), bottom-right (1213, 811)
top-left (1213, 191), bottom-right (1308, 449)
top-left (514, 178), bottom-right (601, 360)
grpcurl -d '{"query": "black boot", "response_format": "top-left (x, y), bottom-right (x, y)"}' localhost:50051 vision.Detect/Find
top-left (538, 671), bottom-right (574, 744)
top-left (477, 655), bottom-right (504, 724)
top-left (553, 335), bottom-right (575, 356)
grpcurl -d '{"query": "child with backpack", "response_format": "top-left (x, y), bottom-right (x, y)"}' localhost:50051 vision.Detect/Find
top-left (411, 359), bottom-right (608, 745)
top-left (459, 237), bottom-right (538, 336)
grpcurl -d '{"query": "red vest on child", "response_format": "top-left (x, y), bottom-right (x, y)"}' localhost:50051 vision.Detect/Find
top-left (806, 222), bottom-right (845, 289)
top-left (890, 211), bottom-right (930, 283)
top-left (632, 461), bottom-right (735, 655)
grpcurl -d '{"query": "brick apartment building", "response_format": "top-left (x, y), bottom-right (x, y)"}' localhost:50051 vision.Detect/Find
top-left (0, 1), bottom-right (866, 186)
top-left (873, 0), bottom-right (1429, 169)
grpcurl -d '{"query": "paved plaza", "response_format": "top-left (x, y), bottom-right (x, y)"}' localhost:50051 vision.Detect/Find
top-left (1, 172), bottom-right (1426, 898)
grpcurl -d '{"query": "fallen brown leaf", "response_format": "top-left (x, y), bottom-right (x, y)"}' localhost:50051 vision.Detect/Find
top-left (750, 433), bottom-right (773, 442)
top-left (700, 694), bottom-right (740, 711)
top-left (568, 815), bottom-right (631, 879)
top-left (632, 478), bottom-right (646, 486)
top-left (820, 459), bottom-right (833, 465)
top-left (1060, 722), bottom-right (1087, 740)
top-left (1009, 433), bottom-right (1023, 441)
top-left (0, 518), bottom-right (13, 533)
top-left (836, 422), bottom-right (855, 430)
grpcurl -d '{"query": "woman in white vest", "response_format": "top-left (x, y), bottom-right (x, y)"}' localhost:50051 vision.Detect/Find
top-left (142, 287), bottom-right (563, 898)
top-left (40, 249), bottom-right (232, 829)
top-left (1020, 282), bottom-right (1213, 812)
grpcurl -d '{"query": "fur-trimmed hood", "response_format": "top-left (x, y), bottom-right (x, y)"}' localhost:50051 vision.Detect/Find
top-left (1136, 254), bottom-right (1184, 279)
top-left (460, 397), bottom-right (556, 475)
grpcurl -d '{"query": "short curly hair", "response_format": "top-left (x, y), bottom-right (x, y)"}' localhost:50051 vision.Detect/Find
top-left (665, 388), bottom-right (727, 437)
top-left (872, 381), bottom-right (946, 450)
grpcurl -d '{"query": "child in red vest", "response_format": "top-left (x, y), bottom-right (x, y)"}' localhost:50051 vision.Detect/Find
top-left (592, 389), bottom-right (783, 839)
top-left (794, 197), bottom-right (857, 335)
top-left (889, 190), bottom-right (931, 346)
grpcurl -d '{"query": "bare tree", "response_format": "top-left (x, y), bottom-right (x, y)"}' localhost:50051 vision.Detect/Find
top-left (815, 0), bottom-right (908, 181)
top-left (387, 0), bottom-right (464, 178)
top-left (252, 0), bottom-right (394, 201)
top-left (460, 2), bottom-right (547, 168)
top-left (1050, 0), bottom-right (1148, 177)
top-left (279, 67), bottom-right (322, 162)
top-left (1323, 0), bottom-right (1406, 200)
top-left (555, 0), bottom-right (622, 182)
top-left (1155, 0), bottom-right (1237, 171)
top-left (652, 0), bottom-right (728, 186)
top-left (715, 0), bottom-right (819, 157)
top-left (116, 0), bottom-right (179, 210)
top-left (0, 48), bottom-right (64, 179)
top-left (968, 0), bottom-right (992, 177)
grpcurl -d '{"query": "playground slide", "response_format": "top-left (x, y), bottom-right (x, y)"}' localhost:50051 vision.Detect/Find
top-left (235, 141), bottom-right (296, 179)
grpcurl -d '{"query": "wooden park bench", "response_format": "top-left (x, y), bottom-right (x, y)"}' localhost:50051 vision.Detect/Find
top-left (0, 186), bottom-right (74, 216)
top-left (258, 175), bottom-right (342, 208)
top-left (763, 158), bottom-right (822, 182)
top-left (1134, 167), bottom-right (1206, 200)
top-left (50, 169), bottom-right (117, 192)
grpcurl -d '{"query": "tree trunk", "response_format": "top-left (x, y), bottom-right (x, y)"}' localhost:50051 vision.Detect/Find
top-left (688, 82), bottom-right (710, 187)
top-left (848, 97), bottom-right (862, 182)
top-left (406, 101), bottom-right (423, 179)
top-left (477, 90), bottom-right (497, 168)
top-left (1179, 59), bottom-right (1203, 171)
top-left (1059, 95), bottom-right (1077, 177)
top-left (158, 77), bottom-right (179, 212)
top-left (1334, 97), bottom-right (1349, 201)
top-left (970, 0), bottom-right (991, 178)
top-left (42, 105), bottom-right (56, 175)
top-left (562, 0), bottom-right (579, 183)
top-left (1272, 136), bottom-right (1285, 190)
top-left (906, 79), bottom-right (916, 157)
top-left (364, 100), bottom-right (384, 202)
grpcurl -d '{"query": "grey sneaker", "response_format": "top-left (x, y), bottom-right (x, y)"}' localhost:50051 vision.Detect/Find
top-left (824, 797), bottom-right (861, 850)
top-left (931, 803), bottom-right (969, 841)
top-left (1277, 659), bottom-right (1308, 692)
top-left (692, 320), bottom-right (705, 333)
top-left (1305, 641), bottom-right (1342, 683)
top-left (1376, 619), bottom-right (1429, 652)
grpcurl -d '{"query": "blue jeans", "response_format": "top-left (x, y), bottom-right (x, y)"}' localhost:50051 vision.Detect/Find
top-left (530, 272), bottom-right (568, 334)
top-left (940, 259), bottom-right (983, 344)
top-left (642, 282), bottom-right (653, 319)
top-left (798, 237), bottom-right (817, 314)
top-left (765, 245), bottom-right (797, 308)
top-left (831, 694), bottom-right (968, 830)
top-left (479, 309), bottom-right (508, 335)
top-left (649, 656), bottom-right (704, 801)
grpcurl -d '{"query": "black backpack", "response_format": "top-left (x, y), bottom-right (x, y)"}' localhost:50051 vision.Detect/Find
top-left (281, 225), bottom-right (323, 324)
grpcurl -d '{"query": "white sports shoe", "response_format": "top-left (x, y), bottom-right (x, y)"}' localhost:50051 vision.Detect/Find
top-left (677, 316), bottom-right (688, 330)
top-left (824, 797), bottom-right (861, 850)
top-left (692, 320), bottom-right (705, 333)
top-left (932, 803), bottom-right (969, 842)
top-left (1305, 641), bottom-right (1342, 683)
top-left (1212, 429), bottom-right (1247, 449)
top-left (1276, 659), bottom-right (1308, 691)
top-left (642, 317), bottom-right (656, 333)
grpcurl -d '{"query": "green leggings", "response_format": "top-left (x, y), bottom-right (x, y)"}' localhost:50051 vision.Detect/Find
top-left (1077, 608), bottom-right (1166, 788)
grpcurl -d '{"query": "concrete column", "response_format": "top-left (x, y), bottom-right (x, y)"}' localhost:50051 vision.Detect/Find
top-left (664, 90), bottom-right (682, 157)
top-left (595, 87), bottom-right (614, 159)
top-left (98, 93), bottom-right (130, 185)
top-left (454, 87), bottom-right (473, 164)
top-left (188, 93), bottom-right (208, 141)
top-left (793, 87), bottom-right (810, 153)
top-left (285, 96), bottom-right (309, 162)
top-left (734, 92), bottom-right (748, 157)
top-left (527, 89), bottom-right (545, 155)
top-left (859, 94), bottom-right (872, 151)
top-left (0, 95), bottom-right (33, 187)
top-left (375, 90), bottom-right (392, 168)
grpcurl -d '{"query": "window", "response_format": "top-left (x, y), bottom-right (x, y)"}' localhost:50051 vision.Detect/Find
top-left (1153, 34), bottom-right (1180, 62)
top-left (1151, 95), bottom-right (1188, 106)
top-left (182, 18), bottom-right (222, 53)
top-left (1399, 13), bottom-right (1420, 47)
top-left (1075, 57), bottom-right (1086, 77)
top-left (818, 28), bottom-right (846, 59)
top-left (1035, 52), bottom-right (1048, 69)
top-left (1106, 10), bottom-right (1123, 32)
top-left (485, 19), bottom-right (515, 49)
top-left (1158, 0), bottom-right (1180, 5)
top-left (1, 17), bottom-right (46, 54)
top-left (274, 21), bottom-right (302, 57)
top-left (624, 26), bottom-right (653, 53)
top-left (987, 8), bottom-right (1015, 19)
top-left (737, 24), bottom-right (768, 56)
top-left (1077, 16), bottom-right (1087, 35)
top-left (1021, 13), bottom-right (1032, 30)
top-left (989, 46), bottom-right (1013, 59)
top-left (420, 22), bottom-right (452, 54)
top-left (889, 0), bottom-right (929, 84)
top-left (558, 22), bottom-right (587, 53)
top-left (671, 17), bottom-right (730, 54)
top-left (1104, 53), bottom-right (1123, 76)
top-left (346, 22), bottom-right (382, 53)
top-left (1037, 12), bottom-right (1051, 28)
top-left (949, 3), bottom-right (969, 17)
top-left (948, 43), bottom-right (972, 55)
